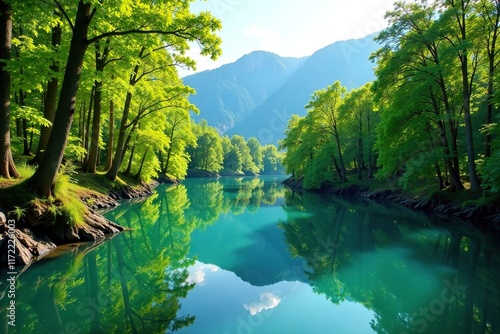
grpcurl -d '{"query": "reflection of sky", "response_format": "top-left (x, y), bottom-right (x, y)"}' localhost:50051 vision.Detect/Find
top-left (187, 263), bottom-right (220, 285)
top-left (178, 261), bottom-right (375, 334)
top-left (244, 292), bottom-right (281, 315)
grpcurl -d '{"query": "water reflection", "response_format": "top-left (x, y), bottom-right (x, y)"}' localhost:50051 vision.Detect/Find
top-left (1, 177), bottom-right (499, 334)
top-left (281, 190), bottom-right (500, 334)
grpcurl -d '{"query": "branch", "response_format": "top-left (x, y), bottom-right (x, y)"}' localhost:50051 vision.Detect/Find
top-left (53, 0), bottom-right (74, 31)
top-left (87, 25), bottom-right (199, 45)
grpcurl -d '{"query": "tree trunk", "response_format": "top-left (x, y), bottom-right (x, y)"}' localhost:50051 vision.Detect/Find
top-left (134, 147), bottom-right (149, 180)
top-left (22, 118), bottom-right (30, 155)
top-left (85, 80), bottom-right (102, 172)
top-left (456, 3), bottom-right (481, 192)
top-left (334, 131), bottom-right (347, 182)
top-left (105, 99), bottom-right (114, 171)
top-left (28, 1), bottom-right (92, 197)
top-left (86, 40), bottom-right (110, 173)
top-left (31, 18), bottom-right (61, 165)
top-left (124, 144), bottom-right (135, 177)
top-left (331, 155), bottom-right (343, 182)
top-left (106, 92), bottom-right (132, 180)
top-left (431, 89), bottom-right (464, 191)
top-left (106, 49), bottom-right (144, 181)
top-left (460, 57), bottom-right (481, 192)
top-left (484, 1), bottom-right (500, 158)
top-left (0, 0), bottom-right (19, 178)
top-left (83, 86), bottom-right (94, 165)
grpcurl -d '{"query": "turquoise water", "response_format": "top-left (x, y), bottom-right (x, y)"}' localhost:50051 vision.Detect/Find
top-left (1, 176), bottom-right (499, 333)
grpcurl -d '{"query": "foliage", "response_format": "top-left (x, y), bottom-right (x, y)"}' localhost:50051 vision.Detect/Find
top-left (282, 82), bottom-right (378, 189)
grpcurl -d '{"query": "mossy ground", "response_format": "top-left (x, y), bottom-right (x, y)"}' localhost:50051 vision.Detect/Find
top-left (0, 160), bottom-right (145, 228)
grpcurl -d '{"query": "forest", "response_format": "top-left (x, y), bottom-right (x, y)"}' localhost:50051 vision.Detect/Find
top-left (0, 0), bottom-right (283, 227)
top-left (1, 0), bottom-right (500, 244)
top-left (282, 0), bottom-right (500, 198)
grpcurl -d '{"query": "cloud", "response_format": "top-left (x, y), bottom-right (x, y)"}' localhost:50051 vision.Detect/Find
top-left (244, 292), bottom-right (281, 316)
top-left (187, 263), bottom-right (220, 285)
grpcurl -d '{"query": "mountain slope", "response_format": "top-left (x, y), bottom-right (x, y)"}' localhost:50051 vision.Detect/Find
top-left (228, 34), bottom-right (380, 144)
top-left (183, 33), bottom-right (381, 144)
top-left (183, 51), bottom-right (308, 132)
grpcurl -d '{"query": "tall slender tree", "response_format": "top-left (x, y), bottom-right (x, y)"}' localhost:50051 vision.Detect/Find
top-left (0, 0), bottom-right (19, 178)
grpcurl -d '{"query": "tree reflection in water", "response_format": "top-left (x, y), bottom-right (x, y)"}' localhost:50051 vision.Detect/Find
top-left (280, 189), bottom-right (500, 334)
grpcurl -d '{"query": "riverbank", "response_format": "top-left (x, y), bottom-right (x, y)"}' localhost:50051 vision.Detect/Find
top-left (283, 176), bottom-right (500, 233)
top-left (0, 173), bottom-right (177, 266)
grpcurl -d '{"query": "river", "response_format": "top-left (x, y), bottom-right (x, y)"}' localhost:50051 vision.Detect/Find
top-left (1, 176), bottom-right (499, 333)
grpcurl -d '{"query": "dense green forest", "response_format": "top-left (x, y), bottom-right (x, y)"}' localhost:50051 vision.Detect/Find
top-left (0, 1), bottom-right (282, 206)
top-left (282, 0), bottom-right (500, 195)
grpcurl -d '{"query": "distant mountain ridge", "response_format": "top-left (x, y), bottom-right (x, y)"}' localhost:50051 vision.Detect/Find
top-left (183, 33), bottom-right (380, 144)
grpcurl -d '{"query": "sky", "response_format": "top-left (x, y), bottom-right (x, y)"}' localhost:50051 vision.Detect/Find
top-left (179, 0), bottom-right (403, 77)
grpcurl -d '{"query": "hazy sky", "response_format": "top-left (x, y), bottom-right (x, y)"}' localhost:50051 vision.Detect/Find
top-left (180, 0), bottom-right (403, 76)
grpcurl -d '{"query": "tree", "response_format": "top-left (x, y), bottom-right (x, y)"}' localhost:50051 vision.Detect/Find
top-left (439, 0), bottom-right (481, 191)
top-left (161, 108), bottom-right (197, 180)
top-left (475, 0), bottom-right (500, 158)
top-left (340, 83), bottom-right (377, 180)
top-left (0, 0), bottom-right (19, 178)
top-left (221, 135), bottom-right (241, 172)
top-left (247, 137), bottom-right (263, 171)
top-left (262, 145), bottom-right (281, 174)
top-left (231, 134), bottom-right (258, 173)
top-left (306, 81), bottom-right (348, 182)
top-left (28, 0), bottom-right (222, 196)
top-left (31, 11), bottom-right (62, 165)
top-left (188, 121), bottom-right (223, 173)
top-left (373, 1), bottom-right (466, 191)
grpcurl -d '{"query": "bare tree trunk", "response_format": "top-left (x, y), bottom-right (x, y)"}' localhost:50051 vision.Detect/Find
top-left (0, 0), bottom-right (19, 178)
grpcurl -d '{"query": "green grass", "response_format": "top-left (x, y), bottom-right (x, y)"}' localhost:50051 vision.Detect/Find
top-left (0, 158), bottom-right (152, 229)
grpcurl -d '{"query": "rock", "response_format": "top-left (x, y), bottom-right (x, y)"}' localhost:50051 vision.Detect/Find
top-left (0, 211), bottom-right (6, 233)
top-left (14, 240), bottom-right (33, 265)
top-left (77, 210), bottom-right (124, 241)
top-left (15, 229), bottom-right (57, 258)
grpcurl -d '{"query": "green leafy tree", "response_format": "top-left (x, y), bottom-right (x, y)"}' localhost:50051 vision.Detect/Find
top-left (247, 137), bottom-right (263, 171)
top-left (231, 134), bottom-right (258, 173)
top-left (161, 108), bottom-right (197, 180)
top-left (26, 0), bottom-right (221, 196)
top-left (221, 135), bottom-right (241, 172)
top-left (305, 81), bottom-right (348, 182)
top-left (262, 144), bottom-right (280, 174)
top-left (188, 121), bottom-right (223, 173)
top-left (339, 83), bottom-right (377, 180)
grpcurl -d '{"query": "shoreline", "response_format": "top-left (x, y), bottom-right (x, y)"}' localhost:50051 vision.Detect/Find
top-left (282, 177), bottom-right (500, 234)
top-left (0, 178), bottom-right (172, 267)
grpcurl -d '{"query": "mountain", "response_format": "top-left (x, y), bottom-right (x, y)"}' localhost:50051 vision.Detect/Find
top-left (183, 33), bottom-right (380, 144)
top-left (183, 51), bottom-right (308, 132)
